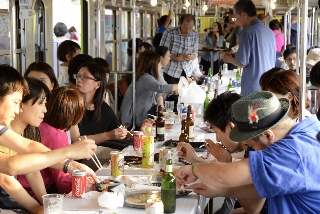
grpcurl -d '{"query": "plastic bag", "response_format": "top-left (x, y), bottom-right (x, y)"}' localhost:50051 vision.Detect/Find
top-left (178, 77), bottom-right (205, 104)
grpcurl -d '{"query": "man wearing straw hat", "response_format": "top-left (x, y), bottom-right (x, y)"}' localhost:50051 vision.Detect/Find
top-left (176, 91), bottom-right (320, 213)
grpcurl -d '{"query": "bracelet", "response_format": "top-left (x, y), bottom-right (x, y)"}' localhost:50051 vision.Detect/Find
top-left (63, 159), bottom-right (73, 173)
top-left (192, 163), bottom-right (198, 179)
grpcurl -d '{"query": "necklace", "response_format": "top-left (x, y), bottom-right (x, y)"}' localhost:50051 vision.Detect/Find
top-left (220, 143), bottom-right (231, 153)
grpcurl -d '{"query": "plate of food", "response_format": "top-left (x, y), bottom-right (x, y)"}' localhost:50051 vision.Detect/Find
top-left (161, 140), bottom-right (206, 152)
top-left (95, 179), bottom-right (120, 192)
top-left (124, 190), bottom-right (161, 209)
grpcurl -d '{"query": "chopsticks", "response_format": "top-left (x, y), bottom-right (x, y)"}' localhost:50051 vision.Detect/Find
top-left (148, 114), bottom-right (156, 118)
top-left (118, 125), bottom-right (133, 136)
top-left (79, 136), bottom-right (103, 170)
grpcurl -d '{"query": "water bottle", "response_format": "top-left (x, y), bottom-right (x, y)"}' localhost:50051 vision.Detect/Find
top-left (223, 63), bottom-right (228, 73)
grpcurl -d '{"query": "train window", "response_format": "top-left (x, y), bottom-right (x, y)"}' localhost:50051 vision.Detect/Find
top-left (122, 41), bottom-right (128, 71)
top-left (0, 0), bottom-right (10, 64)
top-left (135, 13), bottom-right (141, 38)
top-left (33, 0), bottom-right (45, 62)
top-left (146, 14), bottom-right (151, 38)
top-left (121, 11), bottom-right (129, 39)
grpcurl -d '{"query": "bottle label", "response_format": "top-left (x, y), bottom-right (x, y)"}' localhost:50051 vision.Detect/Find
top-left (157, 127), bottom-right (165, 135)
top-left (166, 165), bottom-right (172, 173)
top-left (189, 126), bottom-right (194, 138)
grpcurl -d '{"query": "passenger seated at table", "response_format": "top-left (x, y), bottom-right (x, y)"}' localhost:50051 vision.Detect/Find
top-left (24, 61), bottom-right (59, 91)
top-left (0, 77), bottom-right (50, 213)
top-left (260, 68), bottom-right (311, 121)
top-left (71, 63), bottom-right (129, 151)
top-left (177, 91), bottom-right (266, 214)
top-left (19, 86), bottom-right (88, 196)
top-left (120, 50), bottom-right (178, 129)
top-left (199, 22), bottom-right (224, 76)
top-left (281, 44), bottom-right (296, 70)
top-left (0, 65), bottom-right (97, 214)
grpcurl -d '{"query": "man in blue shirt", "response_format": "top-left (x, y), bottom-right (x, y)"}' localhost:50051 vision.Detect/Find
top-left (160, 14), bottom-right (199, 84)
top-left (221, 0), bottom-right (275, 95)
top-left (175, 91), bottom-right (320, 213)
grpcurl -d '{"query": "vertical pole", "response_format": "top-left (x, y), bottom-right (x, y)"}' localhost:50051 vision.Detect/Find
top-left (284, 12), bottom-right (287, 51)
top-left (288, 11), bottom-right (291, 44)
top-left (131, 3), bottom-right (137, 130)
top-left (299, 0), bottom-right (308, 121)
top-left (296, 5), bottom-right (301, 74)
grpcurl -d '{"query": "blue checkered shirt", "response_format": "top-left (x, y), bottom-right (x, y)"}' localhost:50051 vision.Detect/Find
top-left (160, 27), bottom-right (199, 78)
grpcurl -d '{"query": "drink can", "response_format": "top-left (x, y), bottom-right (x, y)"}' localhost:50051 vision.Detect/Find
top-left (133, 131), bottom-right (143, 151)
top-left (72, 170), bottom-right (87, 198)
top-left (163, 149), bottom-right (172, 172)
top-left (110, 151), bottom-right (124, 177)
top-left (142, 134), bottom-right (155, 168)
top-left (146, 199), bottom-right (164, 214)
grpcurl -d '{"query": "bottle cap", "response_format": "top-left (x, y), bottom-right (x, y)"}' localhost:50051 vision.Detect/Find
top-left (145, 126), bottom-right (152, 133)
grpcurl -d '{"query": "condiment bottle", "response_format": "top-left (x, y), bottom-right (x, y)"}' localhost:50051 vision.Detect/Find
top-left (179, 119), bottom-right (189, 143)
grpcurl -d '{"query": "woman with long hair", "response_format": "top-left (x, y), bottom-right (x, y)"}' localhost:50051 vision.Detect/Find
top-left (120, 50), bottom-right (178, 129)
top-left (155, 46), bottom-right (170, 85)
top-left (200, 22), bottom-right (224, 75)
top-left (18, 86), bottom-right (86, 196)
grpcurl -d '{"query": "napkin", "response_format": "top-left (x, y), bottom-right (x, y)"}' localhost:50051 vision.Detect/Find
top-left (98, 184), bottom-right (125, 209)
top-left (81, 191), bottom-right (101, 199)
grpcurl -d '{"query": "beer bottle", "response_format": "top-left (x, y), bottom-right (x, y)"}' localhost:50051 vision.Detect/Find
top-left (179, 119), bottom-right (189, 143)
top-left (156, 105), bottom-right (165, 141)
top-left (142, 127), bottom-right (154, 168)
top-left (236, 68), bottom-right (241, 87)
top-left (204, 91), bottom-right (210, 112)
top-left (161, 159), bottom-right (176, 213)
top-left (214, 89), bottom-right (218, 99)
top-left (186, 105), bottom-right (194, 139)
top-left (227, 78), bottom-right (233, 90)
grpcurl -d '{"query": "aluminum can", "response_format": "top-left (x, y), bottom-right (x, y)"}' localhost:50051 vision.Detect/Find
top-left (72, 170), bottom-right (87, 198)
top-left (110, 151), bottom-right (124, 177)
top-left (146, 199), bottom-right (164, 214)
top-left (133, 131), bottom-right (143, 152)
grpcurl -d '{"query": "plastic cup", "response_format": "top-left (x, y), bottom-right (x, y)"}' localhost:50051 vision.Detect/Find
top-left (42, 194), bottom-right (63, 214)
top-left (165, 101), bottom-right (174, 113)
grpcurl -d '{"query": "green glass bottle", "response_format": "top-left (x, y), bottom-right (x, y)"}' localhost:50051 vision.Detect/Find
top-left (227, 78), bottom-right (233, 90)
top-left (236, 69), bottom-right (241, 83)
top-left (161, 159), bottom-right (176, 213)
top-left (204, 91), bottom-right (210, 112)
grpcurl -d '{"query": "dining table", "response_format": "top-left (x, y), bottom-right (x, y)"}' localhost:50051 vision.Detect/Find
top-left (61, 114), bottom-right (217, 214)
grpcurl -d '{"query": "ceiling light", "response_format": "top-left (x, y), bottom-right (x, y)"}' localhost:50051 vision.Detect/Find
top-left (150, 0), bottom-right (157, 6)
top-left (270, 1), bottom-right (276, 9)
top-left (185, 0), bottom-right (190, 7)
top-left (202, 4), bottom-right (208, 11)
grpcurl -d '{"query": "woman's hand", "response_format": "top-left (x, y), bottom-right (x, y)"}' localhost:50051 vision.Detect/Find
top-left (140, 118), bottom-right (154, 133)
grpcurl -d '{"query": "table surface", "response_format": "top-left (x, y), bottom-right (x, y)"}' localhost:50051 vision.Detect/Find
top-left (62, 116), bottom-right (215, 214)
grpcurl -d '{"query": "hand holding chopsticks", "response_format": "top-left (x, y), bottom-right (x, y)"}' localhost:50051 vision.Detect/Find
top-left (78, 136), bottom-right (103, 170)
top-left (118, 125), bottom-right (133, 136)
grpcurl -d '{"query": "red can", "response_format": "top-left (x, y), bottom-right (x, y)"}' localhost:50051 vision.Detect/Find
top-left (72, 170), bottom-right (87, 198)
top-left (133, 131), bottom-right (143, 151)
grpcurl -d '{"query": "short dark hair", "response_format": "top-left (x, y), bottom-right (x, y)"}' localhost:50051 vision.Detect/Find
top-left (154, 46), bottom-right (169, 58)
top-left (159, 15), bottom-right (171, 26)
top-left (54, 22), bottom-right (68, 37)
top-left (25, 62), bottom-right (59, 91)
top-left (0, 65), bottom-right (28, 103)
top-left (68, 54), bottom-right (94, 84)
top-left (310, 61), bottom-right (320, 87)
top-left (233, 0), bottom-right (257, 17)
top-left (142, 42), bottom-right (152, 50)
top-left (57, 40), bottom-right (81, 62)
top-left (153, 34), bottom-right (163, 48)
top-left (269, 19), bottom-right (280, 31)
top-left (127, 38), bottom-right (143, 56)
top-left (204, 92), bottom-right (241, 132)
top-left (77, 63), bottom-right (106, 122)
top-left (94, 57), bottom-right (110, 74)
top-left (179, 14), bottom-right (195, 25)
top-left (44, 86), bottom-right (85, 131)
top-left (136, 50), bottom-right (160, 81)
top-left (283, 45), bottom-right (296, 59)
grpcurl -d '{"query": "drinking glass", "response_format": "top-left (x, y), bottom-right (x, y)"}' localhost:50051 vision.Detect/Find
top-left (42, 194), bottom-right (63, 214)
top-left (165, 101), bottom-right (174, 113)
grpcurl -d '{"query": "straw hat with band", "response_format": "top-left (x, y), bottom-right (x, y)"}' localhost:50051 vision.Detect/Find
top-left (229, 91), bottom-right (290, 142)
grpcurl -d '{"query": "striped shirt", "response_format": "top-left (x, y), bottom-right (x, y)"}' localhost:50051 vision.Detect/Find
top-left (160, 27), bottom-right (199, 78)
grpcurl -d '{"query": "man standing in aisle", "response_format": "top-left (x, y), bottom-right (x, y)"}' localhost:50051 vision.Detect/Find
top-left (221, 0), bottom-right (275, 95)
top-left (160, 14), bottom-right (199, 84)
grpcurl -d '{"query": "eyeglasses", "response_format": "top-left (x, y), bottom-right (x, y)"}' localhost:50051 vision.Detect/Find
top-left (73, 74), bottom-right (97, 81)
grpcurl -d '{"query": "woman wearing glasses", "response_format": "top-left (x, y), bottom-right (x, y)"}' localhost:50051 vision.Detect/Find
top-left (71, 63), bottom-right (129, 151)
